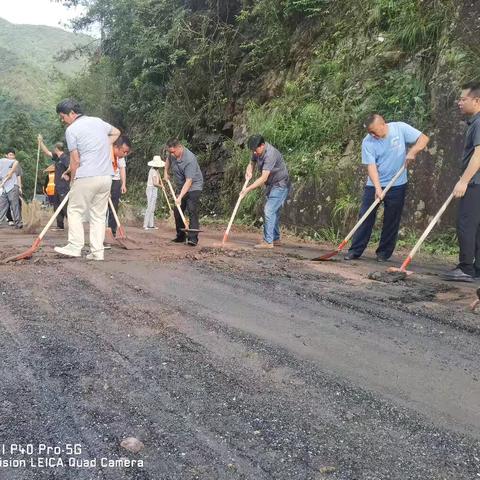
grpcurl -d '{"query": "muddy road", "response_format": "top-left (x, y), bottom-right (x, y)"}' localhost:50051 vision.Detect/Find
top-left (0, 224), bottom-right (479, 479)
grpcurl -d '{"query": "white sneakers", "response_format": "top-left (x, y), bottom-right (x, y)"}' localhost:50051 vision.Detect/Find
top-left (54, 245), bottom-right (82, 258)
top-left (54, 244), bottom-right (103, 261)
top-left (86, 253), bottom-right (104, 261)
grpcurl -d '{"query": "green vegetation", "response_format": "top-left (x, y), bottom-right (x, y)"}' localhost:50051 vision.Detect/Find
top-left (7, 0), bottom-right (477, 251)
top-left (0, 16), bottom-right (92, 198)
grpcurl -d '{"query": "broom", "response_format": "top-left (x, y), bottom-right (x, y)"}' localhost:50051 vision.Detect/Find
top-left (158, 174), bottom-right (175, 227)
top-left (4, 193), bottom-right (70, 262)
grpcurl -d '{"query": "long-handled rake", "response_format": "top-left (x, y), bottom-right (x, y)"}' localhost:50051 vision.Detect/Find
top-left (166, 179), bottom-right (188, 227)
top-left (222, 178), bottom-right (249, 245)
top-left (107, 197), bottom-right (139, 249)
top-left (158, 174), bottom-right (175, 227)
top-left (387, 191), bottom-right (455, 276)
top-left (4, 192), bottom-right (70, 263)
top-left (158, 175), bottom-right (173, 216)
top-left (312, 165), bottom-right (406, 261)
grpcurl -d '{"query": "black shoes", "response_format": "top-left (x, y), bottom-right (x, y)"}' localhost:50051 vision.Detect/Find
top-left (187, 240), bottom-right (198, 247)
top-left (344, 252), bottom-right (360, 261)
top-left (171, 237), bottom-right (186, 243)
top-left (376, 254), bottom-right (389, 262)
top-left (441, 268), bottom-right (474, 283)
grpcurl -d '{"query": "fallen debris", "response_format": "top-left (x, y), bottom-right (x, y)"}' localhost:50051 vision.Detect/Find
top-left (368, 270), bottom-right (407, 283)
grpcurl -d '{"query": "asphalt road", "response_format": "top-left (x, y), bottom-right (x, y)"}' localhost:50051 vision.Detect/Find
top-left (0, 227), bottom-right (479, 479)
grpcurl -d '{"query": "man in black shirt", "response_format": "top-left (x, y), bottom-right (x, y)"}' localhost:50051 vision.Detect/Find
top-left (442, 81), bottom-right (480, 282)
top-left (39, 135), bottom-right (70, 230)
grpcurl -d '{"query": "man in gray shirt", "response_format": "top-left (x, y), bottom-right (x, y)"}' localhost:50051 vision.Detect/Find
top-left (241, 135), bottom-right (290, 249)
top-left (54, 99), bottom-right (120, 261)
top-left (0, 151), bottom-right (21, 228)
top-left (164, 138), bottom-right (203, 245)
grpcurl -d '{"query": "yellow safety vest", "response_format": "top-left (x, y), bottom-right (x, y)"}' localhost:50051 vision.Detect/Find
top-left (46, 172), bottom-right (55, 196)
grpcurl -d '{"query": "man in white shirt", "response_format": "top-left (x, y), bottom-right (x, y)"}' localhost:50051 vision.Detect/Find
top-left (0, 152), bottom-right (21, 228)
top-left (54, 99), bottom-right (120, 261)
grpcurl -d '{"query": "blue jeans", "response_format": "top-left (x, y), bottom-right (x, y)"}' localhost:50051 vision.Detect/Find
top-left (264, 187), bottom-right (289, 244)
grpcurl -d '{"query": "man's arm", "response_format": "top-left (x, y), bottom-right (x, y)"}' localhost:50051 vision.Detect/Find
top-left (177, 178), bottom-right (193, 204)
top-left (245, 161), bottom-right (255, 181)
top-left (241, 170), bottom-right (270, 197)
top-left (120, 166), bottom-right (127, 194)
top-left (5, 160), bottom-right (18, 180)
top-left (69, 149), bottom-right (80, 182)
top-left (17, 174), bottom-right (22, 193)
top-left (367, 164), bottom-right (384, 200)
top-left (108, 127), bottom-right (121, 145)
top-left (454, 146), bottom-right (480, 198)
top-left (38, 135), bottom-right (53, 158)
top-left (406, 133), bottom-right (429, 166)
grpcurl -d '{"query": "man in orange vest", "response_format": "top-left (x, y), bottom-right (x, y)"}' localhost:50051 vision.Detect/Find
top-left (107, 136), bottom-right (131, 236)
top-left (43, 165), bottom-right (56, 205)
top-left (39, 135), bottom-right (70, 230)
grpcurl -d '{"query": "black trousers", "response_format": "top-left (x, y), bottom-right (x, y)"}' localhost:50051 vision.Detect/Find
top-left (457, 183), bottom-right (480, 276)
top-left (174, 190), bottom-right (201, 243)
top-left (53, 192), bottom-right (69, 229)
top-left (107, 179), bottom-right (122, 234)
top-left (348, 184), bottom-right (407, 259)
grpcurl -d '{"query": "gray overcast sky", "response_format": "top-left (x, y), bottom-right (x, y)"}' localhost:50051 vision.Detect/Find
top-left (1, 0), bottom-right (86, 31)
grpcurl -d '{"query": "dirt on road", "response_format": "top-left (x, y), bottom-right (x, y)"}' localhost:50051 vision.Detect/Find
top-left (0, 222), bottom-right (479, 480)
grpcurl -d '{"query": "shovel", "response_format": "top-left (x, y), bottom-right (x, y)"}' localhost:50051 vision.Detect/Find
top-left (4, 192), bottom-right (70, 263)
top-left (107, 197), bottom-right (139, 249)
top-left (165, 179), bottom-right (203, 238)
top-left (312, 165), bottom-right (406, 261)
top-left (222, 179), bottom-right (249, 245)
top-left (387, 191), bottom-right (455, 275)
top-left (158, 175), bottom-right (173, 216)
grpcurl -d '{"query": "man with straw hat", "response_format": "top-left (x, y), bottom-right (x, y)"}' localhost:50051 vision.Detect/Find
top-left (144, 155), bottom-right (165, 230)
top-left (39, 136), bottom-right (70, 230)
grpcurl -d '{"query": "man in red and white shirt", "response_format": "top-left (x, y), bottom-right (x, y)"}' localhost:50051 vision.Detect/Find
top-left (108, 136), bottom-right (131, 236)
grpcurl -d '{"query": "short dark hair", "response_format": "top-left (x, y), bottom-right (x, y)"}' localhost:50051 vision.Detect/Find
top-left (166, 138), bottom-right (181, 148)
top-left (6, 148), bottom-right (15, 155)
top-left (56, 98), bottom-right (83, 115)
top-left (462, 81), bottom-right (480, 98)
top-left (54, 142), bottom-right (64, 152)
top-left (114, 135), bottom-right (131, 148)
top-left (363, 113), bottom-right (384, 129)
top-left (247, 134), bottom-right (265, 150)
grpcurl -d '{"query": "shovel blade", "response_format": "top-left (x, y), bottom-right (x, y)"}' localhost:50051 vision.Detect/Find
top-left (311, 249), bottom-right (339, 261)
top-left (115, 225), bottom-right (127, 240)
top-left (3, 238), bottom-right (41, 263)
top-left (115, 237), bottom-right (141, 250)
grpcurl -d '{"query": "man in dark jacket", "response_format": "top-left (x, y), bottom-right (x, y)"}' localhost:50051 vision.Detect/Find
top-left (39, 135), bottom-right (70, 230)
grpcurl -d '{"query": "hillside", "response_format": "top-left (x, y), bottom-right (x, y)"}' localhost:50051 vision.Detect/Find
top-left (36, 0), bottom-right (480, 235)
top-left (0, 17), bottom-right (93, 113)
